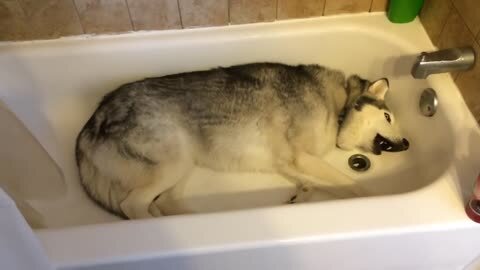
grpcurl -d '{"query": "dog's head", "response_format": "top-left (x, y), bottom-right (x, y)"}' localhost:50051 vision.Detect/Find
top-left (337, 76), bottom-right (409, 155)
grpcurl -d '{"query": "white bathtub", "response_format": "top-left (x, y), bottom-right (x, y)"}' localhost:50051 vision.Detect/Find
top-left (1, 13), bottom-right (480, 270)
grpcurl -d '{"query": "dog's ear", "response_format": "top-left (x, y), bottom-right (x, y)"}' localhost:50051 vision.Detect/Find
top-left (367, 78), bottom-right (389, 100)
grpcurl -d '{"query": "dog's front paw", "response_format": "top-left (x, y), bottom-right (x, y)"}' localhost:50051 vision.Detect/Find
top-left (288, 194), bottom-right (298, 204)
top-left (287, 186), bottom-right (314, 204)
top-left (350, 185), bottom-right (368, 197)
top-left (120, 197), bottom-right (154, 219)
top-left (322, 185), bottom-right (368, 199)
top-left (148, 201), bottom-right (163, 217)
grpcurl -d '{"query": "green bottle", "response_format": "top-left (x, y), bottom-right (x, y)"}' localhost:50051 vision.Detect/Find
top-left (387, 0), bottom-right (425, 23)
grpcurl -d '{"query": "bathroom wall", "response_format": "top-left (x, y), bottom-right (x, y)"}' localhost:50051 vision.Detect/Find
top-left (421, 0), bottom-right (480, 122)
top-left (0, 0), bottom-right (387, 41)
top-left (1, 0), bottom-right (478, 122)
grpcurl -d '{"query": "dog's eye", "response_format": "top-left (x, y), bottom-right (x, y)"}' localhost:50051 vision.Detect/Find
top-left (384, 113), bottom-right (391, 123)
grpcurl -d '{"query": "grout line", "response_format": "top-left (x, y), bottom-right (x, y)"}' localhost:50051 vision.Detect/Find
top-left (227, 0), bottom-right (231, 25)
top-left (436, 5), bottom-right (456, 78)
top-left (177, 0), bottom-right (184, 29)
top-left (124, 0), bottom-right (135, 31)
top-left (15, 0), bottom-right (27, 17)
top-left (72, 0), bottom-right (85, 34)
top-left (275, 0), bottom-right (279, 20)
top-left (449, 0), bottom-right (479, 46)
top-left (453, 72), bottom-right (461, 82)
top-left (322, 0), bottom-right (326, 16)
top-left (13, 0), bottom-right (29, 40)
top-left (446, 1), bottom-right (478, 86)
top-left (369, 0), bottom-right (373, 12)
top-left (436, 6), bottom-right (453, 47)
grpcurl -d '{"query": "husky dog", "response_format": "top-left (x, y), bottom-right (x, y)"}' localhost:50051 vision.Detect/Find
top-left (76, 63), bottom-right (409, 219)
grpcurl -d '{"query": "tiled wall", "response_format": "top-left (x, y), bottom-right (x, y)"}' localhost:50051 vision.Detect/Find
top-left (0, 0), bottom-right (388, 41)
top-left (420, 0), bottom-right (480, 122)
top-left (1, 1), bottom-right (478, 121)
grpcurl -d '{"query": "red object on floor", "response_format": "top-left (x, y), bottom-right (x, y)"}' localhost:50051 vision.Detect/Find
top-left (466, 200), bottom-right (480, 223)
top-left (466, 174), bottom-right (480, 223)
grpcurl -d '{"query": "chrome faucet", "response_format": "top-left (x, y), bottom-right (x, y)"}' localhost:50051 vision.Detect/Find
top-left (411, 47), bottom-right (476, 79)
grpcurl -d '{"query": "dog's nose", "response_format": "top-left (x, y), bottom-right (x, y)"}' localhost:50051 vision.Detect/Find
top-left (402, 138), bottom-right (409, 150)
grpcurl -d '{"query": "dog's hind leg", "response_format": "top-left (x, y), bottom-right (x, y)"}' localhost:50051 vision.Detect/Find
top-left (295, 152), bottom-right (362, 191)
top-left (119, 135), bottom-right (194, 219)
top-left (120, 156), bottom-right (193, 219)
top-left (278, 152), bottom-right (365, 203)
top-left (278, 163), bottom-right (355, 203)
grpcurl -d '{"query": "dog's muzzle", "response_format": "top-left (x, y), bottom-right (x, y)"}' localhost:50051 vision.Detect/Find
top-left (373, 134), bottom-right (409, 155)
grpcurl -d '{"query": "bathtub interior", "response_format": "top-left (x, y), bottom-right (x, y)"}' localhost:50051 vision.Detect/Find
top-left (0, 18), bottom-right (456, 228)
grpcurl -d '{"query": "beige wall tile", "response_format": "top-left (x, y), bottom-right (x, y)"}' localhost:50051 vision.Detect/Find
top-left (370, 0), bottom-right (388, 12)
top-left (230, 0), bottom-right (276, 24)
top-left (0, 0), bottom-right (29, 41)
top-left (452, 0), bottom-right (480, 36)
top-left (277, 0), bottom-right (324, 19)
top-left (420, 0), bottom-right (452, 46)
top-left (74, 0), bottom-right (132, 34)
top-left (324, 0), bottom-right (371, 15)
top-left (455, 42), bottom-right (480, 122)
top-left (178, 0), bottom-right (228, 28)
top-left (438, 8), bottom-right (477, 50)
top-left (127, 0), bottom-right (180, 30)
top-left (18, 0), bottom-right (83, 39)
top-left (437, 7), bottom-right (477, 78)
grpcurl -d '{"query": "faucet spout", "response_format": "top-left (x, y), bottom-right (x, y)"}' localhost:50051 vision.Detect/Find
top-left (411, 47), bottom-right (476, 79)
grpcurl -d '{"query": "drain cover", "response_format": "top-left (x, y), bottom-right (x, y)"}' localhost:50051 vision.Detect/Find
top-left (348, 154), bottom-right (371, 172)
top-left (419, 88), bottom-right (438, 117)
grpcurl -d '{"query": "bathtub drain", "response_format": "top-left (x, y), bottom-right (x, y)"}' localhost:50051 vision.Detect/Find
top-left (348, 154), bottom-right (371, 172)
top-left (419, 88), bottom-right (438, 117)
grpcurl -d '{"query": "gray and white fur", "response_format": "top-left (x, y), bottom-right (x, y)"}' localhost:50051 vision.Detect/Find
top-left (76, 63), bottom-right (409, 219)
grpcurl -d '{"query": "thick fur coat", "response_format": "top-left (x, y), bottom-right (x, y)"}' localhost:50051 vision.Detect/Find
top-left (76, 63), bottom-right (408, 219)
